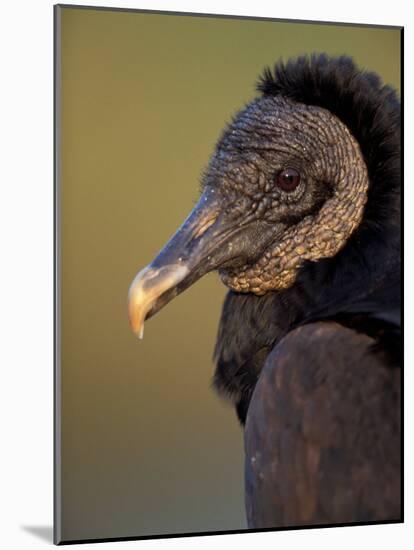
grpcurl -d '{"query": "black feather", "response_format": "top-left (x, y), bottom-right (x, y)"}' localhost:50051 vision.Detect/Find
top-left (214, 54), bottom-right (401, 424)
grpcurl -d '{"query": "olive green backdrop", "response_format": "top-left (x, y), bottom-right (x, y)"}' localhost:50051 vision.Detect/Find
top-left (57, 5), bottom-right (401, 542)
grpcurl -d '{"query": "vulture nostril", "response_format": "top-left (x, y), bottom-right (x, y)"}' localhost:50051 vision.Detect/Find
top-left (192, 216), bottom-right (218, 239)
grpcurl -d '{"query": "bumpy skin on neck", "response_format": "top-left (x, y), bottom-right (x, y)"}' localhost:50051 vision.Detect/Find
top-left (213, 55), bottom-right (400, 425)
top-left (218, 98), bottom-right (369, 294)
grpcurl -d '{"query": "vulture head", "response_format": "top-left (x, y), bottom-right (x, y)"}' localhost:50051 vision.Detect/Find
top-left (129, 95), bottom-right (366, 337)
top-left (128, 54), bottom-right (399, 340)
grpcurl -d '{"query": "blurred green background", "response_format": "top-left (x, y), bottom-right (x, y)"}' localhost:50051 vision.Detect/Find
top-left (58, 5), bottom-right (401, 542)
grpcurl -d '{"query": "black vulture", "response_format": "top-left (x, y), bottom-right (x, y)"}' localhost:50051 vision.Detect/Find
top-left (128, 54), bottom-right (401, 528)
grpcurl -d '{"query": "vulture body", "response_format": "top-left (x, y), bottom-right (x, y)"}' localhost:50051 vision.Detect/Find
top-left (128, 55), bottom-right (401, 528)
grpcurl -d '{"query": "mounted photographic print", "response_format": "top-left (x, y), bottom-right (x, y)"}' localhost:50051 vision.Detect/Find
top-left (54, 4), bottom-right (402, 544)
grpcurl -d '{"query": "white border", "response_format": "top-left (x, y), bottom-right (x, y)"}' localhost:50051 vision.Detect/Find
top-left (0, 1), bottom-right (411, 548)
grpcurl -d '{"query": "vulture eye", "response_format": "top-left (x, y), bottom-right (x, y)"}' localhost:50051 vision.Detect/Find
top-left (275, 168), bottom-right (301, 192)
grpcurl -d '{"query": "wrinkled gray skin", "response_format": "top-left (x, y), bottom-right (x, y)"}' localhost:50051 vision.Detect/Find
top-left (128, 95), bottom-right (366, 337)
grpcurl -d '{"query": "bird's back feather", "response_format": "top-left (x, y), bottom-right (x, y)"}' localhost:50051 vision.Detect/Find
top-left (244, 322), bottom-right (401, 528)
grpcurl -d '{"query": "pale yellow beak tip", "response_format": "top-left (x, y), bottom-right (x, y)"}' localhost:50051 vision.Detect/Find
top-left (128, 263), bottom-right (189, 342)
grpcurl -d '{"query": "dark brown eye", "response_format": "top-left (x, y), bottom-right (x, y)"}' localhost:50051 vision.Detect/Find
top-left (275, 168), bottom-right (301, 192)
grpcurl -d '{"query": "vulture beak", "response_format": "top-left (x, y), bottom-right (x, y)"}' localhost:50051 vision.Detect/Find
top-left (128, 189), bottom-right (224, 338)
top-left (128, 189), bottom-right (276, 338)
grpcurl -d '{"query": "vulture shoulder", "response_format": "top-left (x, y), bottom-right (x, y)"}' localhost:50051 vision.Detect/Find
top-left (244, 321), bottom-right (401, 529)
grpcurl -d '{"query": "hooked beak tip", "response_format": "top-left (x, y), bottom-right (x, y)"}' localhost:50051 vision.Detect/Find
top-left (128, 288), bottom-right (146, 339)
top-left (128, 264), bottom-right (189, 340)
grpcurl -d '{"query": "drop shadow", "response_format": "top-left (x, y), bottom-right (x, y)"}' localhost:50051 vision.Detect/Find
top-left (21, 525), bottom-right (54, 543)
